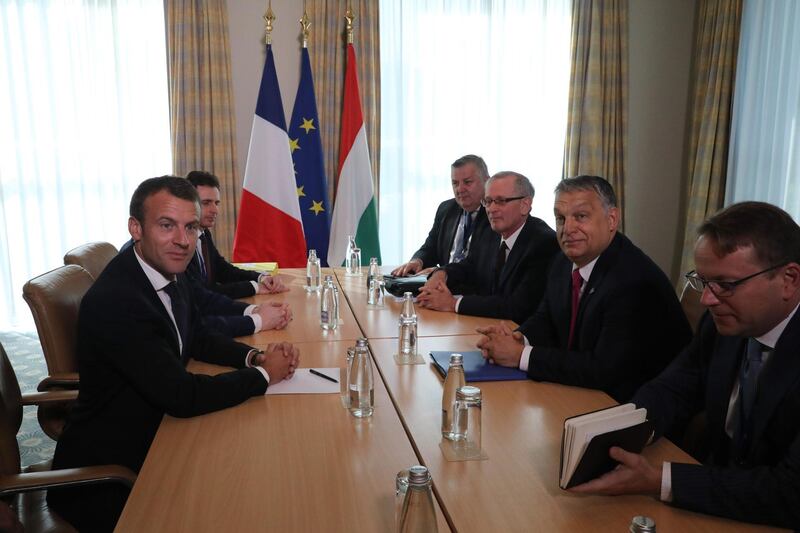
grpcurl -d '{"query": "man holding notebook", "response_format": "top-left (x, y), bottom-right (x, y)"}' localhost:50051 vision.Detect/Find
top-left (477, 175), bottom-right (691, 402)
top-left (570, 202), bottom-right (800, 529)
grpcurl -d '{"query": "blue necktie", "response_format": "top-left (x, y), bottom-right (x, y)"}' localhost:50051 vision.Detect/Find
top-left (733, 338), bottom-right (766, 457)
top-left (196, 235), bottom-right (208, 281)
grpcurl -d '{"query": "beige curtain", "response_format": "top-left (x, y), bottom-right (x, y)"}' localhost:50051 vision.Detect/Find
top-left (563, 0), bottom-right (628, 227)
top-left (308, 0), bottom-right (381, 205)
top-left (166, 0), bottom-right (240, 257)
top-left (676, 0), bottom-right (742, 282)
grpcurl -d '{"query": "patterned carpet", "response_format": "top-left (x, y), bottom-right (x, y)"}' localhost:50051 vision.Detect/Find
top-left (0, 329), bottom-right (57, 467)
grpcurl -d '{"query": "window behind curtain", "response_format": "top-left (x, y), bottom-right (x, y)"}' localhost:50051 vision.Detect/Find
top-left (0, 0), bottom-right (172, 326)
top-left (726, 0), bottom-right (800, 217)
top-left (378, 0), bottom-right (572, 265)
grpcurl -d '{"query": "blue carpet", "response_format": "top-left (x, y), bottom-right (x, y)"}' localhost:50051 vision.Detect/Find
top-left (0, 329), bottom-right (57, 467)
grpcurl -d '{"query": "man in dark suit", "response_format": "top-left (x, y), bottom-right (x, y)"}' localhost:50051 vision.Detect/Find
top-left (478, 175), bottom-right (691, 402)
top-left (417, 171), bottom-right (559, 324)
top-left (186, 170), bottom-right (287, 299)
top-left (391, 154), bottom-right (491, 276)
top-left (47, 176), bottom-right (299, 532)
top-left (571, 202), bottom-right (800, 529)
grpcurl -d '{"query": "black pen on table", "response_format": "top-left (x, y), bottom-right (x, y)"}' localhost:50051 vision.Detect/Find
top-left (309, 368), bottom-right (338, 383)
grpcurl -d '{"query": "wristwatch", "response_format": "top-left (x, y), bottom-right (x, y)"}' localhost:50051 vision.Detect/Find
top-left (247, 349), bottom-right (264, 367)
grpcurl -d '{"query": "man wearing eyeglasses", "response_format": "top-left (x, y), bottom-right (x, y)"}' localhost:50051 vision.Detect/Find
top-left (47, 176), bottom-right (300, 532)
top-left (570, 201), bottom-right (800, 529)
top-left (391, 154), bottom-right (492, 277)
top-left (477, 175), bottom-right (691, 402)
top-left (417, 171), bottom-right (559, 323)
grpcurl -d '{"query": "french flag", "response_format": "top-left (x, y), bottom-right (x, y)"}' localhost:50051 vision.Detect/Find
top-left (233, 44), bottom-right (307, 267)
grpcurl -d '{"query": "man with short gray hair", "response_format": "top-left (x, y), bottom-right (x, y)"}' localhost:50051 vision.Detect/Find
top-left (392, 154), bottom-right (492, 276)
top-left (418, 171), bottom-right (558, 323)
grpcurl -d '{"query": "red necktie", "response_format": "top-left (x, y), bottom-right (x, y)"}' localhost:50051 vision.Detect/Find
top-left (567, 269), bottom-right (583, 349)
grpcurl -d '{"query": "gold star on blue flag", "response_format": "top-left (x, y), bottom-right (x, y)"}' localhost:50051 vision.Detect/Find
top-left (289, 47), bottom-right (331, 265)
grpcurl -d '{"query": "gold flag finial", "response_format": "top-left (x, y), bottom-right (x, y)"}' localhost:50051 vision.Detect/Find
top-left (300, 10), bottom-right (310, 48)
top-left (264, 3), bottom-right (276, 46)
top-left (345, 7), bottom-right (354, 45)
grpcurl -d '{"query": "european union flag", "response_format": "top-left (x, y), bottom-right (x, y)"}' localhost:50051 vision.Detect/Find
top-left (289, 47), bottom-right (331, 266)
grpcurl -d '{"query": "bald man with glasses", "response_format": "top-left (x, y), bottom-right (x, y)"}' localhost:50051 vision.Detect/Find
top-left (418, 171), bottom-right (558, 323)
top-left (571, 201), bottom-right (800, 530)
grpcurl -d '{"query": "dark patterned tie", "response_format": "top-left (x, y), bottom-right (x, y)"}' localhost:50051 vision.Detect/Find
top-left (199, 232), bottom-right (212, 282)
top-left (494, 241), bottom-right (508, 287)
top-left (162, 281), bottom-right (189, 358)
top-left (567, 269), bottom-right (583, 349)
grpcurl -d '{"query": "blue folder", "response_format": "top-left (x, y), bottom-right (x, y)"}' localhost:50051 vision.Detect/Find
top-left (430, 351), bottom-right (528, 382)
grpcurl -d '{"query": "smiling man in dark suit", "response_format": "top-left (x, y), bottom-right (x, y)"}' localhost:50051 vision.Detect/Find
top-left (391, 154), bottom-right (492, 276)
top-left (478, 175), bottom-right (691, 402)
top-left (571, 201), bottom-right (800, 529)
top-left (417, 171), bottom-right (559, 324)
top-left (47, 176), bottom-right (299, 532)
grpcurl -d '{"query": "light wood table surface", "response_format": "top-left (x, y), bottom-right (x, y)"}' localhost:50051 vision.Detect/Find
top-left (235, 268), bottom-right (363, 344)
top-left (367, 335), bottom-right (784, 533)
top-left (334, 266), bottom-right (512, 339)
top-left (115, 340), bottom-right (450, 532)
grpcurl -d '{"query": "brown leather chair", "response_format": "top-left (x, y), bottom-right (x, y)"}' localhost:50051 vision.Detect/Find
top-left (679, 281), bottom-right (705, 333)
top-left (0, 341), bottom-right (136, 533)
top-left (63, 242), bottom-right (118, 281)
top-left (22, 265), bottom-right (93, 438)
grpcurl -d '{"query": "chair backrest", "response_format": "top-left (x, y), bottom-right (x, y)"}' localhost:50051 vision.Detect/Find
top-left (679, 281), bottom-right (705, 333)
top-left (0, 342), bottom-right (22, 476)
top-left (22, 265), bottom-right (94, 376)
top-left (63, 241), bottom-right (118, 280)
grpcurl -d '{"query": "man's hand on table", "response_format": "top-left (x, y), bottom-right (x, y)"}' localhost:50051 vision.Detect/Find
top-left (476, 322), bottom-right (525, 367)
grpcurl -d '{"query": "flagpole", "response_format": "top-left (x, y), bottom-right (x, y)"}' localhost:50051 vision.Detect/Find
top-left (345, 7), bottom-right (354, 45)
top-left (300, 10), bottom-right (310, 49)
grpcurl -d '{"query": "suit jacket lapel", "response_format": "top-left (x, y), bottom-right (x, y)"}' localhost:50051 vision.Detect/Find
top-left (705, 335), bottom-right (744, 456)
top-left (122, 246), bottom-right (183, 357)
top-left (573, 233), bottom-right (623, 337)
top-left (749, 311), bottom-right (800, 450)
top-left (497, 217), bottom-right (531, 289)
top-left (441, 203), bottom-right (462, 264)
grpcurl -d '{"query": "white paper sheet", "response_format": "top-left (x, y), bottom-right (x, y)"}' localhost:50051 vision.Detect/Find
top-left (264, 368), bottom-right (341, 395)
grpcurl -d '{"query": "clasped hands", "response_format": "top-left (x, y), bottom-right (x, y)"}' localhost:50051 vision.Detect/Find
top-left (416, 270), bottom-right (456, 312)
top-left (254, 301), bottom-right (292, 330)
top-left (475, 322), bottom-right (525, 367)
top-left (252, 342), bottom-right (300, 383)
top-left (257, 273), bottom-right (289, 294)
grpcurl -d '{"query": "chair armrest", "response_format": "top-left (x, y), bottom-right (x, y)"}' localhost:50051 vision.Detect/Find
top-left (37, 373), bottom-right (80, 391)
top-left (20, 389), bottom-right (78, 406)
top-left (0, 465), bottom-right (137, 496)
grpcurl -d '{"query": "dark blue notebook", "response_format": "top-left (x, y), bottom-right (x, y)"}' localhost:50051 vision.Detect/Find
top-left (430, 351), bottom-right (528, 382)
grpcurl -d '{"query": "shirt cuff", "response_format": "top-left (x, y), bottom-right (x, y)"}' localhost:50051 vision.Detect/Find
top-left (660, 462), bottom-right (673, 502)
top-left (250, 280), bottom-right (259, 292)
top-left (454, 295), bottom-right (463, 312)
top-left (519, 345), bottom-right (532, 372)
top-left (243, 305), bottom-right (262, 333)
top-left (245, 350), bottom-right (270, 385)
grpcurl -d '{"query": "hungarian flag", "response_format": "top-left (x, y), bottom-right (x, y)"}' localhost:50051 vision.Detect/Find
top-left (233, 44), bottom-right (307, 266)
top-left (328, 43), bottom-right (381, 266)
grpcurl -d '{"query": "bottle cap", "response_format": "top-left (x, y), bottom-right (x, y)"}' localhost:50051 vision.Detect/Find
top-left (629, 516), bottom-right (656, 533)
top-left (370, 257), bottom-right (378, 264)
top-left (407, 465), bottom-right (430, 485)
top-left (449, 353), bottom-right (463, 365)
top-left (456, 385), bottom-right (481, 401)
top-left (356, 338), bottom-right (368, 348)
top-left (324, 274), bottom-right (333, 282)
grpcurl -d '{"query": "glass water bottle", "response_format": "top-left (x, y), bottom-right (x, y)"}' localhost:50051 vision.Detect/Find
top-left (441, 354), bottom-right (466, 440)
top-left (305, 249), bottom-right (321, 292)
top-left (397, 465), bottom-right (438, 533)
top-left (348, 338), bottom-right (374, 417)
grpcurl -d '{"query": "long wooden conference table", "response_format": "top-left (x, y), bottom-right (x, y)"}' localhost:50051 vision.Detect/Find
top-left (116, 268), bottom-right (784, 532)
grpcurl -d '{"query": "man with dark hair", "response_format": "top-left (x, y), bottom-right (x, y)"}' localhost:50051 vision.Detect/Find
top-left (478, 175), bottom-right (691, 402)
top-left (572, 201), bottom-right (800, 529)
top-left (186, 170), bottom-right (287, 299)
top-left (417, 171), bottom-right (559, 323)
top-left (391, 155), bottom-right (492, 276)
top-left (48, 176), bottom-right (299, 532)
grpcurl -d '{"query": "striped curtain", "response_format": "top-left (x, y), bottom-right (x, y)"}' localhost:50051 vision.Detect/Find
top-left (166, 0), bottom-right (240, 257)
top-left (309, 0), bottom-right (381, 204)
top-left (676, 0), bottom-right (742, 282)
top-left (562, 0), bottom-right (628, 227)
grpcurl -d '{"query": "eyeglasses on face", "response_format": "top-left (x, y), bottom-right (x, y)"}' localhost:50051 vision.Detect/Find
top-left (480, 195), bottom-right (526, 207)
top-left (684, 263), bottom-right (787, 297)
